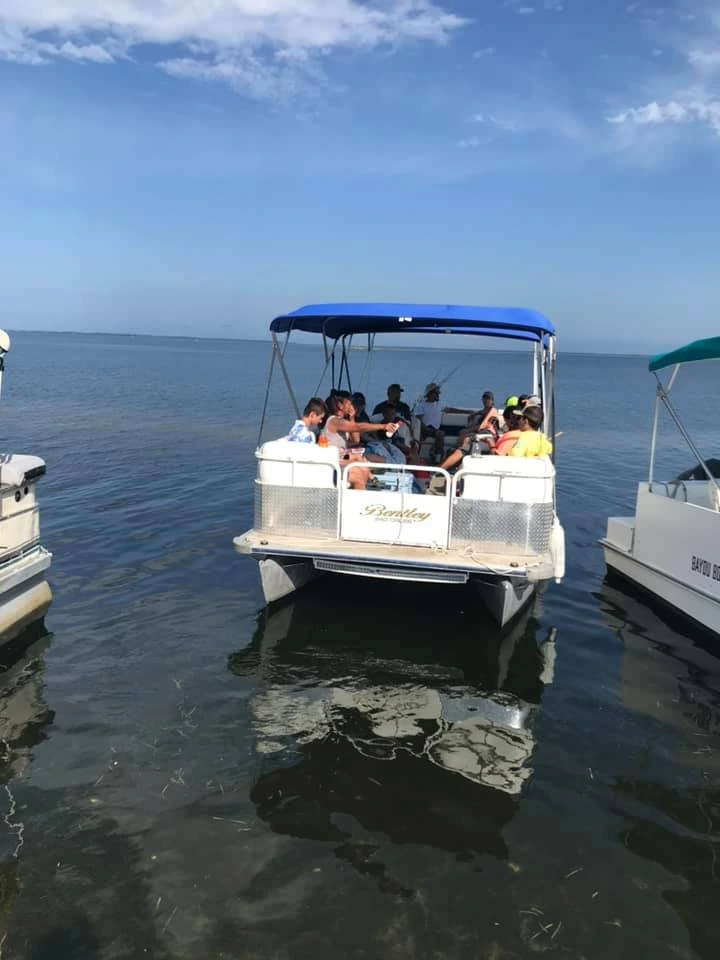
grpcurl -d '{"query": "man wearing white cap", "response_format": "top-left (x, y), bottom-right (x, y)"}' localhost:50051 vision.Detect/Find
top-left (414, 382), bottom-right (445, 458)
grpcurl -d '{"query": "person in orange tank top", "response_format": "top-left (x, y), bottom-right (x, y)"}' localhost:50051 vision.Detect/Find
top-left (485, 405), bottom-right (523, 455)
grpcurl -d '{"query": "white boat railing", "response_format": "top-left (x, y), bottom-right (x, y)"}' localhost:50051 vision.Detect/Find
top-left (450, 462), bottom-right (555, 556)
top-left (649, 366), bottom-right (720, 506)
top-left (339, 462), bottom-right (452, 549)
top-left (254, 451), bottom-right (556, 558)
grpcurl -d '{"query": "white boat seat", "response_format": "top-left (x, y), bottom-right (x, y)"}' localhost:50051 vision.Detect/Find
top-left (459, 455), bottom-right (554, 503)
top-left (412, 412), bottom-right (469, 440)
top-left (412, 414), bottom-right (460, 461)
top-left (654, 479), bottom-right (720, 510)
top-left (0, 453), bottom-right (47, 488)
top-left (257, 439), bottom-right (339, 489)
top-left (439, 412), bottom-right (470, 438)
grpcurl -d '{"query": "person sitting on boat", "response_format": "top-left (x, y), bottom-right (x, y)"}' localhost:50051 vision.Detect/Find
top-left (365, 432), bottom-right (405, 466)
top-left (506, 405), bottom-right (552, 457)
top-left (435, 409), bottom-right (507, 473)
top-left (485, 405), bottom-right (524, 455)
top-left (515, 394), bottom-right (541, 413)
top-left (351, 392), bottom-right (371, 424)
top-left (365, 402), bottom-right (413, 464)
top-left (414, 383), bottom-right (445, 458)
top-left (287, 397), bottom-right (326, 443)
top-left (372, 383), bottom-right (412, 423)
top-left (322, 393), bottom-right (398, 489)
top-left (444, 390), bottom-right (499, 433)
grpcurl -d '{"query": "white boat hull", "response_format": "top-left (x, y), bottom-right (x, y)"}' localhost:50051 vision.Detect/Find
top-left (602, 542), bottom-right (719, 634)
top-left (240, 536), bottom-right (546, 628)
top-left (259, 556), bottom-right (317, 605)
top-left (474, 576), bottom-right (537, 627)
top-left (240, 440), bottom-right (564, 629)
top-left (601, 483), bottom-right (720, 635)
top-left (0, 546), bottom-right (52, 644)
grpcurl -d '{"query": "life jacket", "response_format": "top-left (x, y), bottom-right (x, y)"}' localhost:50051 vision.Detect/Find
top-left (494, 429), bottom-right (522, 456)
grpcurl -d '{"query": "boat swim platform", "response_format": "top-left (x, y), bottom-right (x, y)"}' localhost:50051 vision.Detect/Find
top-left (234, 530), bottom-right (552, 582)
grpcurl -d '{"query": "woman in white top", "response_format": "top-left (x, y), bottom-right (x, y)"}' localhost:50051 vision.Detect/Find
top-left (322, 393), bottom-right (397, 489)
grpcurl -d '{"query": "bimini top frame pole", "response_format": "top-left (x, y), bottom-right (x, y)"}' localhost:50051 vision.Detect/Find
top-left (257, 332), bottom-right (301, 446)
top-left (260, 302), bottom-right (558, 445)
top-left (648, 356), bottom-right (720, 499)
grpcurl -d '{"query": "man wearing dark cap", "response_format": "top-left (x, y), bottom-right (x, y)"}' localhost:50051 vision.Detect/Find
top-left (373, 384), bottom-right (411, 422)
top-left (508, 405), bottom-right (553, 457)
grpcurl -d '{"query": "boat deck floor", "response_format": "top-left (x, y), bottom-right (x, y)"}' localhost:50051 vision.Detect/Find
top-left (234, 530), bottom-right (549, 577)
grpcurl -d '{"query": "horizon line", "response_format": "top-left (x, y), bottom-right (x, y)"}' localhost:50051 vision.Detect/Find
top-left (6, 326), bottom-right (653, 359)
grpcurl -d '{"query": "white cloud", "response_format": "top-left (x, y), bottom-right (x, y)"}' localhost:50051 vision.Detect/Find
top-left (605, 5), bottom-right (720, 145)
top-left (473, 112), bottom-right (520, 132)
top-left (688, 48), bottom-right (720, 72)
top-left (54, 41), bottom-right (118, 64)
top-left (608, 91), bottom-right (720, 135)
top-left (504, 0), bottom-right (563, 12)
top-left (160, 52), bottom-right (325, 102)
top-left (0, 19), bottom-right (131, 65)
top-left (472, 104), bottom-right (584, 141)
top-left (0, 0), bottom-right (467, 96)
top-left (472, 46), bottom-right (495, 58)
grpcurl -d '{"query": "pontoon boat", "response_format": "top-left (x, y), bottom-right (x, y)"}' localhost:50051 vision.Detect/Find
top-left (0, 330), bottom-right (52, 644)
top-left (601, 336), bottom-right (720, 634)
top-left (235, 304), bottom-right (564, 627)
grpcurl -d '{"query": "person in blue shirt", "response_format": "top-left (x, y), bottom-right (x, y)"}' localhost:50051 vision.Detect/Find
top-left (287, 398), bottom-right (326, 443)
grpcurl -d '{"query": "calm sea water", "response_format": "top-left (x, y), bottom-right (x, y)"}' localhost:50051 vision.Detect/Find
top-left (0, 330), bottom-right (719, 959)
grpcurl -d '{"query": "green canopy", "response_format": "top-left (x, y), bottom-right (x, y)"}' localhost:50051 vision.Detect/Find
top-left (649, 336), bottom-right (720, 372)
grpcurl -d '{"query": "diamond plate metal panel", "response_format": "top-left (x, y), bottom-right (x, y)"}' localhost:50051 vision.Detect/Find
top-left (255, 483), bottom-right (338, 538)
top-left (451, 500), bottom-right (554, 556)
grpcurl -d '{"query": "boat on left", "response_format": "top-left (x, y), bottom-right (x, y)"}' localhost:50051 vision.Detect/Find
top-left (0, 330), bottom-right (52, 644)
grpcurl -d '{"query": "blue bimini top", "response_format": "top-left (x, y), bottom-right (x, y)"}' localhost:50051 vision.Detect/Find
top-left (270, 303), bottom-right (555, 343)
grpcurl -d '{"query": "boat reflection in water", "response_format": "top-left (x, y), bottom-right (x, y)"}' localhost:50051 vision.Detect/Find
top-left (0, 625), bottom-right (53, 786)
top-left (599, 577), bottom-right (720, 744)
top-left (598, 579), bottom-right (720, 960)
top-left (229, 584), bottom-right (557, 860)
top-left (0, 626), bottom-right (54, 918)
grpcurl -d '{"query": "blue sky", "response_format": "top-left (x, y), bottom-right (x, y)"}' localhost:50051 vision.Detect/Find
top-left (1, 1), bottom-right (720, 351)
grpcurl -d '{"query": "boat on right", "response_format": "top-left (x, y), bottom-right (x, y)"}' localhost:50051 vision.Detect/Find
top-left (600, 336), bottom-right (720, 635)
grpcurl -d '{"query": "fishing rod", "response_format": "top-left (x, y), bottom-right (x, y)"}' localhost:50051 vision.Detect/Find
top-left (409, 359), bottom-right (468, 413)
top-left (438, 360), bottom-right (467, 392)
